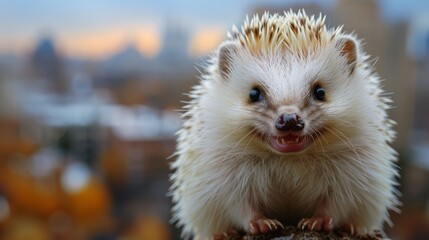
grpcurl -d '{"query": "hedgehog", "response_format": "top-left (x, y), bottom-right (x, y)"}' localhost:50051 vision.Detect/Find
top-left (170, 10), bottom-right (400, 240)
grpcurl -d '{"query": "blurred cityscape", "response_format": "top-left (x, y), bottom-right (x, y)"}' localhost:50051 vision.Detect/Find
top-left (0, 0), bottom-right (428, 239)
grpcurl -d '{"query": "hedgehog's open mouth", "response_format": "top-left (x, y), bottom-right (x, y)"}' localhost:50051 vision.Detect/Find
top-left (268, 134), bottom-right (311, 153)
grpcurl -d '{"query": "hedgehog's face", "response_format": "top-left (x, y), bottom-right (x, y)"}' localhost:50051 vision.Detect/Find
top-left (215, 36), bottom-right (364, 156)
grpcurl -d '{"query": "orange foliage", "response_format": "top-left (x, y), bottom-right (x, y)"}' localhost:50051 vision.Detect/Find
top-left (65, 177), bottom-right (111, 222)
top-left (0, 167), bottom-right (63, 218)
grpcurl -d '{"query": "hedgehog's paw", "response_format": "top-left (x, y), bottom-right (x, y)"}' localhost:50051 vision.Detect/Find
top-left (249, 218), bottom-right (284, 235)
top-left (213, 228), bottom-right (240, 240)
top-left (212, 233), bottom-right (228, 240)
top-left (298, 216), bottom-right (333, 232)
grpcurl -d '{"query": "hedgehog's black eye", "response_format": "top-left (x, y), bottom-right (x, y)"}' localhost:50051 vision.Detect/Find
top-left (313, 85), bottom-right (326, 101)
top-left (249, 87), bottom-right (263, 103)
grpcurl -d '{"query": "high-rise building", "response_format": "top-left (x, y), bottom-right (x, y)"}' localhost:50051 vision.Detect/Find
top-left (31, 37), bottom-right (66, 93)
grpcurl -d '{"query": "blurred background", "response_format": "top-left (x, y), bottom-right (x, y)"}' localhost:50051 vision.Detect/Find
top-left (0, 0), bottom-right (428, 239)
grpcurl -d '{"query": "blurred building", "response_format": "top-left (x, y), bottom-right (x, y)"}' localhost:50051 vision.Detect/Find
top-left (408, 15), bottom-right (429, 137)
top-left (101, 42), bottom-right (147, 78)
top-left (156, 20), bottom-right (191, 75)
top-left (30, 37), bottom-right (67, 93)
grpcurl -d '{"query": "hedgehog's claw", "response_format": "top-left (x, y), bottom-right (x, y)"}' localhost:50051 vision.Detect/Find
top-left (298, 217), bottom-right (333, 232)
top-left (249, 218), bottom-right (284, 235)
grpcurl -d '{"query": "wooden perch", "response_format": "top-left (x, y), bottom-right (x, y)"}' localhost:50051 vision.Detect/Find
top-left (223, 225), bottom-right (387, 240)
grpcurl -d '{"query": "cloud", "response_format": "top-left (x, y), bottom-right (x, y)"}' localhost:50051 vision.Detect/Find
top-left (188, 27), bottom-right (226, 56)
top-left (58, 24), bottom-right (161, 59)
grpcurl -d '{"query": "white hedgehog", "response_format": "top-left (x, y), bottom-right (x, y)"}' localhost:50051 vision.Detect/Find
top-left (170, 11), bottom-right (400, 239)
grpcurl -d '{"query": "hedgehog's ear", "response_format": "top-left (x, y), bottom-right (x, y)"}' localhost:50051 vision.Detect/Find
top-left (335, 36), bottom-right (358, 75)
top-left (218, 41), bottom-right (239, 80)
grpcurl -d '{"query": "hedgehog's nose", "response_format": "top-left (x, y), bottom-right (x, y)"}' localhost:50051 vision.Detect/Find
top-left (275, 113), bottom-right (305, 132)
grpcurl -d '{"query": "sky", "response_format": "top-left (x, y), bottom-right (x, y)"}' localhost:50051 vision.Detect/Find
top-left (0, 0), bottom-right (427, 59)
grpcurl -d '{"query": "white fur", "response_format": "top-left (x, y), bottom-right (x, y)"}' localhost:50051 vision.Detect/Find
top-left (170, 11), bottom-right (399, 239)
